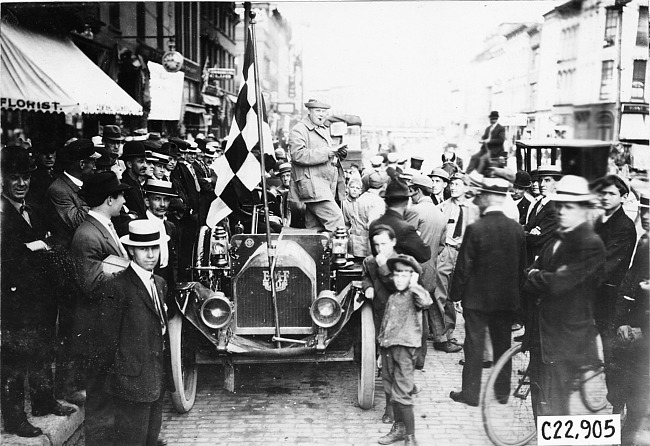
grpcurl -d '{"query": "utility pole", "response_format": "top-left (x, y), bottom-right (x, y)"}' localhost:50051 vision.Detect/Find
top-left (612, 0), bottom-right (631, 141)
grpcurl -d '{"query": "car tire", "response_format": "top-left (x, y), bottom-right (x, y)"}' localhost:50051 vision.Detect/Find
top-left (169, 313), bottom-right (198, 413)
top-left (357, 301), bottom-right (375, 410)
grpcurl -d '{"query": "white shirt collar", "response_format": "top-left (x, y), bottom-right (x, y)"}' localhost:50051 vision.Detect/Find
top-left (64, 171), bottom-right (83, 187)
top-left (130, 260), bottom-right (155, 291)
top-left (88, 210), bottom-right (113, 232)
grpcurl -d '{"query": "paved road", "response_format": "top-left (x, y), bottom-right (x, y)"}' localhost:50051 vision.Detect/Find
top-left (160, 314), bottom-right (610, 446)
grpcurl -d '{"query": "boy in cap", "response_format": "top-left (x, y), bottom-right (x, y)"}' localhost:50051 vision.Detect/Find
top-left (377, 254), bottom-right (432, 446)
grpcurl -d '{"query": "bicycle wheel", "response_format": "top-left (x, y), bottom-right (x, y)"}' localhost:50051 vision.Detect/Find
top-left (579, 365), bottom-right (608, 412)
top-left (482, 343), bottom-right (536, 446)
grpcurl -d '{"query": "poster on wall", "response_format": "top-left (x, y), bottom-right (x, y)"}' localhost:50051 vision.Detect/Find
top-left (148, 61), bottom-right (184, 121)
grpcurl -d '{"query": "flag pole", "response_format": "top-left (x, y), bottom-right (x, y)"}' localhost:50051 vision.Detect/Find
top-left (249, 11), bottom-right (282, 347)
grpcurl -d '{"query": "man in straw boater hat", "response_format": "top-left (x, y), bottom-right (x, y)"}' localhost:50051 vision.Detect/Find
top-left (97, 219), bottom-right (173, 446)
top-left (523, 175), bottom-right (606, 416)
top-left (70, 171), bottom-right (130, 445)
top-left (611, 191), bottom-right (649, 444)
top-left (1, 146), bottom-right (77, 438)
top-left (524, 163), bottom-right (562, 265)
top-left (448, 176), bottom-right (526, 407)
top-left (288, 98), bottom-right (347, 234)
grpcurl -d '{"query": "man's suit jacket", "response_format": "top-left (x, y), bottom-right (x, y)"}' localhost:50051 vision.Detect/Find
top-left (516, 196), bottom-right (532, 226)
top-left (594, 206), bottom-right (637, 288)
top-left (405, 197), bottom-right (447, 291)
top-left (98, 266), bottom-right (174, 402)
top-left (481, 123), bottom-right (506, 156)
top-left (121, 172), bottom-right (148, 219)
top-left (524, 222), bottom-right (606, 363)
top-left (451, 210), bottom-right (526, 312)
top-left (173, 162), bottom-right (200, 215)
top-left (614, 234), bottom-right (649, 331)
top-left (369, 208), bottom-right (431, 263)
top-left (70, 214), bottom-right (128, 359)
top-left (524, 199), bottom-right (557, 265)
top-left (26, 166), bottom-right (56, 207)
top-left (44, 173), bottom-right (89, 248)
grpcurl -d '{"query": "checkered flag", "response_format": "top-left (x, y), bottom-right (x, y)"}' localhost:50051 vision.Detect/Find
top-left (206, 29), bottom-right (273, 228)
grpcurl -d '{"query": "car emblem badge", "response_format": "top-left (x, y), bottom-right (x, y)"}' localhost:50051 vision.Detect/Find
top-left (244, 238), bottom-right (254, 248)
top-left (263, 270), bottom-right (290, 292)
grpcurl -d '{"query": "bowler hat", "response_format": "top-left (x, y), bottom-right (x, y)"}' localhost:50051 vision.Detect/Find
top-left (489, 111), bottom-right (500, 119)
top-left (102, 125), bottom-right (125, 141)
top-left (120, 141), bottom-right (147, 160)
top-left (387, 254), bottom-right (423, 275)
top-left (428, 168), bottom-right (450, 182)
top-left (384, 178), bottom-right (413, 199)
top-left (513, 171), bottom-right (532, 188)
top-left (163, 142), bottom-right (180, 158)
top-left (95, 146), bottom-right (117, 168)
top-left (120, 219), bottom-right (169, 247)
top-left (304, 99), bottom-right (331, 109)
top-left (537, 164), bottom-right (563, 179)
top-left (1, 146), bottom-right (37, 174)
top-left (548, 175), bottom-right (596, 203)
top-left (79, 171), bottom-right (130, 207)
top-left (638, 191), bottom-right (650, 209)
top-left (63, 139), bottom-right (101, 162)
top-left (145, 178), bottom-right (178, 197)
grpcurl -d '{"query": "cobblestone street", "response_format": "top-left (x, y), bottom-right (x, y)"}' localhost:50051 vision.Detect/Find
top-left (160, 314), bottom-right (608, 446)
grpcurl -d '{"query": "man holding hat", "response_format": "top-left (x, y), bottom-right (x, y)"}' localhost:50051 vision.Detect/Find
top-left (288, 99), bottom-right (347, 233)
top-left (44, 138), bottom-right (101, 248)
top-left (97, 219), bottom-right (173, 446)
top-left (70, 171), bottom-right (130, 446)
top-left (433, 172), bottom-right (480, 353)
top-left (120, 141), bottom-right (150, 220)
top-left (524, 175), bottom-right (606, 416)
top-left (1, 146), bottom-right (77, 438)
top-left (524, 164), bottom-right (562, 265)
top-left (449, 177), bottom-right (526, 407)
top-left (428, 168), bottom-right (450, 205)
top-left (466, 110), bottom-right (506, 174)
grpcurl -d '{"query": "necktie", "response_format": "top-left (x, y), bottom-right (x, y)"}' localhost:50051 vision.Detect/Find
top-left (108, 221), bottom-right (129, 259)
top-left (531, 199), bottom-right (543, 218)
top-left (149, 275), bottom-right (166, 335)
top-left (453, 205), bottom-right (464, 239)
top-left (19, 204), bottom-right (32, 227)
top-left (187, 163), bottom-right (200, 192)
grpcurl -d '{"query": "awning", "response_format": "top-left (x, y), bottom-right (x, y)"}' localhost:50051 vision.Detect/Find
top-left (184, 103), bottom-right (206, 115)
top-left (619, 112), bottom-right (649, 141)
top-left (201, 93), bottom-right (221, 107)
top-left (1, 23), bottom-right (142, 115)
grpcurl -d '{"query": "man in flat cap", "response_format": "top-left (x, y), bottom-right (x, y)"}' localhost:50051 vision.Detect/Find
top-left (288, 99), bottom-right (347, 233)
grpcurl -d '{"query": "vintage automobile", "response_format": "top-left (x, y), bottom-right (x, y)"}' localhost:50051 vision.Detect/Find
top-left (168, 225), bottom-right (375, 413)
top-left (325, 114), bottom-right (364, 170)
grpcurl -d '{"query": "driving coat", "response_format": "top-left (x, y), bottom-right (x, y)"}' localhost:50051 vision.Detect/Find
top-left (524, 222), bottom-right (606, 363)
top-left (288, 117), bottom-right (345, 203)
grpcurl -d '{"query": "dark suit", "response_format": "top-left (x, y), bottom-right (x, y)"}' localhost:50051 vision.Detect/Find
top-left (481, 123), bottom-right (506, 157)
top-left (98, 267), bottom-right (173, 446)
top-left (193, 159), bottom-right (216, 226)
top-left (1, 196), bottom-right (59, 425)
top-left (44, 173), bottom-right (89, 248)
top-left (121, 173), bottom-right (148, 219)
top-left (515, 196), bottom-right (531, 226)
top-left (524, 199), bottom-right (557, 266)
top-left (173, 162), bottom-right (201, 281)
top-left (70, 213), bottom-right (128, 446)
top-left (26, 165), bottom-right (56, 207)
top-left (369, 208), bottom-right (431, 263)
top-left (450, 210), bottom-right (527, 405)
top-left (525, 222), bottom-right (606, 415)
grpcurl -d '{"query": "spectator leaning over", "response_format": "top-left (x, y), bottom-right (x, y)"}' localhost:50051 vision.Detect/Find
top-left (433, 173), bottom-right (479, 353)
top-left (449, 176), bottom-right (526, 407)
top-left (524, 175), bottom-right (606, 416)
top-left (590, 175), bottom-right (637, 410)
top-left (376, 254), bottom-right (432, 446)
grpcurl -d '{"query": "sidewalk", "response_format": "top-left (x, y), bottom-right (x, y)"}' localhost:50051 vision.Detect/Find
top-left (0, 401), bottom-right (83, 445)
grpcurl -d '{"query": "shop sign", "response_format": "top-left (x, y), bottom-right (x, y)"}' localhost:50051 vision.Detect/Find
top-left (208, 68), bottom-right (236, 80)
top-left (1, 97), bottom-right (63, 112)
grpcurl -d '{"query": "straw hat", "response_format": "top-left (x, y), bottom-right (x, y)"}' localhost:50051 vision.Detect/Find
top-left (548, 175), bottom-right (596, 202)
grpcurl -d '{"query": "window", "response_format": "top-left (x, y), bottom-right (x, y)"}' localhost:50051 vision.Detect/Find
top-left (596, 112), bottom-right (614, 141)
top-left (632, 60), bottom-right (647, 99)
top-left (600, 60), bottom-right (614, 100)
top-left (156, 3), bottom-right (164, 49)
top-left (108, 3), bottom-right (121, 31)
top-left (604, 8), bottom-right (617, 47)
top-left (176, 2), bottom-right (198, 61)
top-left (637, 6), bottom-right (649, 46)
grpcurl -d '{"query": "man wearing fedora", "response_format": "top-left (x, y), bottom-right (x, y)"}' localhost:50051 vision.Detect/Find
top-left (449, 177), bottom-right (526, 407)
top-left (288, 99), bottom-right (347, 233)
top-left (466, 110), bottom-right (506, 175)
top-left (120, 140), bottom-right (151, 221)
top-left (405, 174), bottom-right (447, 368)
top-left (98, 219), bottom-right (174, 446)
top-left (1, 146), bottom-right (77, 438)
top-left (433, 173), bottom-right (479, 353)
top-left (524, 164), bottom-right (562, 265)
top-left (524, 175), bottom-right (606, 416)
top-left (44, 138), bottom-right (101, 248)
top-left (70, 171), bottom-right (131, 445)
top-left (427, 168), bottom-right (450, 206)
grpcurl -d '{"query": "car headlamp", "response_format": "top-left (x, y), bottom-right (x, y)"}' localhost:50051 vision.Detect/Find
top-left (200, 292), bottom-right (233, 329)
top-left (310, 291), bottom-right (342, 328)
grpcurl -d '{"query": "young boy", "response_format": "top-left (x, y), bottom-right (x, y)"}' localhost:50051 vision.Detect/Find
top-left (377, 254), bottom-right (433, 446)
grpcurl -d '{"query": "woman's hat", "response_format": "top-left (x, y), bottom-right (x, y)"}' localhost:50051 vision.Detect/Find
top-left (537, 164), bottom-right (563, 179)
top-left (120, 219), bottom-right (170, 247)
top-left (145, 178), bottom-right (178, 197)
top-left (547, 175), bottom-right (596, 203)
top-left (79, 172), bottom-right (130, 206)
top-left (387, 254), bottom-right (423, 275)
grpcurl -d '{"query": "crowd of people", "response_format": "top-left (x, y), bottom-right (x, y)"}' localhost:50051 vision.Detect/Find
top-left (1, 103), bottom-right (648, 446)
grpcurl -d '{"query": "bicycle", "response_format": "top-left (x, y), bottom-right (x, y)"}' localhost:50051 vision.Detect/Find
top-left (481, 343), bottom-right (610, 446)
